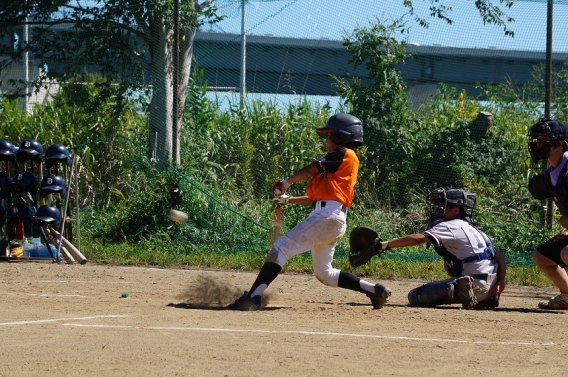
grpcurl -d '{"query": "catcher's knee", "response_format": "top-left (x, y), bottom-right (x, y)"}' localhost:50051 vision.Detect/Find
top-left (408, 280), bottom-right (456, 307)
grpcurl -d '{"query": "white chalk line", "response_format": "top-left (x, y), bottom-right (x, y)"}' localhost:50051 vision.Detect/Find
top-left (0, 280), bottom-right (131, 284)
top-left (0, 292), bottom-right (89, 298)
top-left (60, 324), bottom-right (556, 347)
top-left (0, 315), bottom-right (129, 326)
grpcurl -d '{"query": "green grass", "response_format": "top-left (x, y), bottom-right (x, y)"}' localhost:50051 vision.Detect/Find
top-left (83, 238), bottom-right (555, 288)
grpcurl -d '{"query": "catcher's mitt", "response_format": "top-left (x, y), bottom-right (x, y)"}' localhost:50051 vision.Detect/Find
top-left (348, 226), bottom-right (388, 268)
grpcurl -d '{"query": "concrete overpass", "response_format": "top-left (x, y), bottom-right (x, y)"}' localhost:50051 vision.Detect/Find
top-left (2, 28), bottom-right (567, 106)
top-left (193, 31), bottom-right (567, 98)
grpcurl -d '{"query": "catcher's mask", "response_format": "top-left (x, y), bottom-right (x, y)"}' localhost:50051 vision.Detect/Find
top-left (527, 118), bottom-right (568, 164)
top-left (426, 188), bottom-right (476, 228)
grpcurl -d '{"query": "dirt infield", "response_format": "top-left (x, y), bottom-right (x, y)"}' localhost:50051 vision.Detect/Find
top-left (0, 262), bottom-right (566, 377)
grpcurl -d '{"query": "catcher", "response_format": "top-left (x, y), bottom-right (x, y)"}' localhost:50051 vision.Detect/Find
top-left (527, 118), bottom-right (568, 309)
top-left (228, 113), bottom-right (391, 311)
top-left (349, 188), bottom-right (506, 309)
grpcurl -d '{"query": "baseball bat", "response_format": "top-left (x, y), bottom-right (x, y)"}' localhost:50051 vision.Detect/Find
top-left (270, 205), bottom-right (283, 245)
top-left (48, 231), bottom-right (75, 264)
top-left (49, 227), bottom-right (87, 264)
top-left (270, 181), bottom-right (286, 245)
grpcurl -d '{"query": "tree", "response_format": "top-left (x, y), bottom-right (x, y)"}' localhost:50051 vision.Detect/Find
top-left (404, 0), bottom-right (515, 36)
top-left (0, 0), bottom-right (220, 167)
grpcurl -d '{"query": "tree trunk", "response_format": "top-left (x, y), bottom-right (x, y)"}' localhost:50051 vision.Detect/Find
top-left (147, 18), bottom-right (196, 169)
top-left (148, 21), bottom-right (174, 169)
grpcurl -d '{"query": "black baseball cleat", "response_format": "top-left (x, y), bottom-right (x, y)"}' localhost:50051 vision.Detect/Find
top-left (474, 298), bottom-right (499, 309)
top-left (456, 276), bottom-right (478, 309)
top-left (227, 291), bottom-right (262, 311)
top-left (367, 283), bottom-right (391, 309)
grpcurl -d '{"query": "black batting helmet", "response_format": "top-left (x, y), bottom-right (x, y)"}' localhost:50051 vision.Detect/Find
top-left (44, 144), bottom-right (71, 170)
top-left (35, 205), bottom-right (61, 227)
top-left (40, 174), bottom-right (66, 198)
top-left (12, 171), bottom-right (38, 195)
top-left (316, 113), bottom-right (363, 147)
top-left (16, 139), bottom-right (43, 163)
top-left (0, 140), bottom-right (16, 162)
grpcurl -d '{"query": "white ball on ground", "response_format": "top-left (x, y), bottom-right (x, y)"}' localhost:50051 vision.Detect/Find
top-left (168, 209), bottom-right (188, 223)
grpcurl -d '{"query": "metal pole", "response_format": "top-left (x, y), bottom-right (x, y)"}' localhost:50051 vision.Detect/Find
top-left (173, 0), bottom-right (180, 167)
top-left (240, 0), bottom-right (247, 109)
top-left (545, 0), bottom-right (554, 228)
top-left (23, 14), bottom-right (29, 113)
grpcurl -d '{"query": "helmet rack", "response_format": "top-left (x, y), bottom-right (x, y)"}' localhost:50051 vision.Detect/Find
top-left (0, 139), bottom-right (81, 263)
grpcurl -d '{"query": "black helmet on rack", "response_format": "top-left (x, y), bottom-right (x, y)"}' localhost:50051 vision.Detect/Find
top-left (0, 172), bottom-right (13, 199)
top-left (44, 144), bottom-right (71, 170)
top-left (40, 174), bottom-right (66, 198)
top-left (426, 188), bottom-right (476, 228)
top-left (16, 138), bottom-right (43, 163)
top-left (316, 113), bottom-right (364, 147)
top-left (7, 203), bottom-right (32, 221)
top-left (12, 171), bottom-right (38, 195)
top-left (35, 205), bottom-right (61, 227)
top-left (0, 140), bottom-right (16, 162)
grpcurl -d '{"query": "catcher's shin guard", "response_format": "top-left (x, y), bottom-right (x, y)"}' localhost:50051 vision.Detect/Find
top-left (408, 277), bottom-right (477, 309)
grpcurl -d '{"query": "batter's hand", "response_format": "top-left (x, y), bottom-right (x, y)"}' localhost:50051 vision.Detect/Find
top-left (272, 195), bottom-right (290, 205)
top-left (489, 279), bottom-right (506, 300)
top-left (274, 178), bottom-right (291, 196)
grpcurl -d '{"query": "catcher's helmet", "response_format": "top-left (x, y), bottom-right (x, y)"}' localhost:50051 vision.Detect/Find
top-left (16, 138), bottom-right (43, 163)
top-left (0, 172), bottom-right (13, 199)
top-left (527, 118), bottom-right (568, 163)
top-left (316, 113), bottom-right (363, 147)
top-left (35, 205), bottom-right (61, 227)
top-left (426, 188), bottom-right (476, 228)
top-left (44, 144), bottom-right (71, 170)
top-left (12, 171), bottom-right (38, 194)
top-left (0, 139), bottom-right (16, 162)
top-left (40, 174), bottom-right (66, 198)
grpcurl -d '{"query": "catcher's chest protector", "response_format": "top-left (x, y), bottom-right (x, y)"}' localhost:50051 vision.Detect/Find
top-left (547, 165), bottom-right (568, 216)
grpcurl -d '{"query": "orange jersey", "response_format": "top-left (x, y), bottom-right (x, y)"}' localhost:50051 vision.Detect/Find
top-left (306, 147), bottom-right (359, 207)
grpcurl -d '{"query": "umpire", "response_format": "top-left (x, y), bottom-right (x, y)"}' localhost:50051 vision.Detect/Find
top-left (528, 118), bottom-right (568, 309)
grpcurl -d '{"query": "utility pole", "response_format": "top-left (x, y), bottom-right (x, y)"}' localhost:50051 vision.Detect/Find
top-left (173, 0), bottom-right (180, 167)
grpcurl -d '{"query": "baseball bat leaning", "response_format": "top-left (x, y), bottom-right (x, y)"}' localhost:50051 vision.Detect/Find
top-left (48, 227), bottom-right (87, 264)
top-left (48, 232), bottom-right (75, 264)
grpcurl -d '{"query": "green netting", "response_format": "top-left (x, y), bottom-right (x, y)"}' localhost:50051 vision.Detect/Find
top-left (65, 134), bottom-right (543, 266)
top-left (3, 1), bottom-right (568, 268)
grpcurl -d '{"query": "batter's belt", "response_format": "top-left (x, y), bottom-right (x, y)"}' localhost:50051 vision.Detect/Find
top-left (312, 200), bottom-right (347, 213)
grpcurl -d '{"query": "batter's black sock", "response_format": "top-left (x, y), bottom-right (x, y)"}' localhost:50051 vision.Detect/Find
top-left (338, 270), bottom-right (367, 294)
top-left (247, 262), bottom-right (282, 297)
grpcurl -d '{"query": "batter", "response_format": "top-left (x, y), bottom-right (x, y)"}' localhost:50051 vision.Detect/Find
top-left (228, 113), bottom-right (391, 310)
